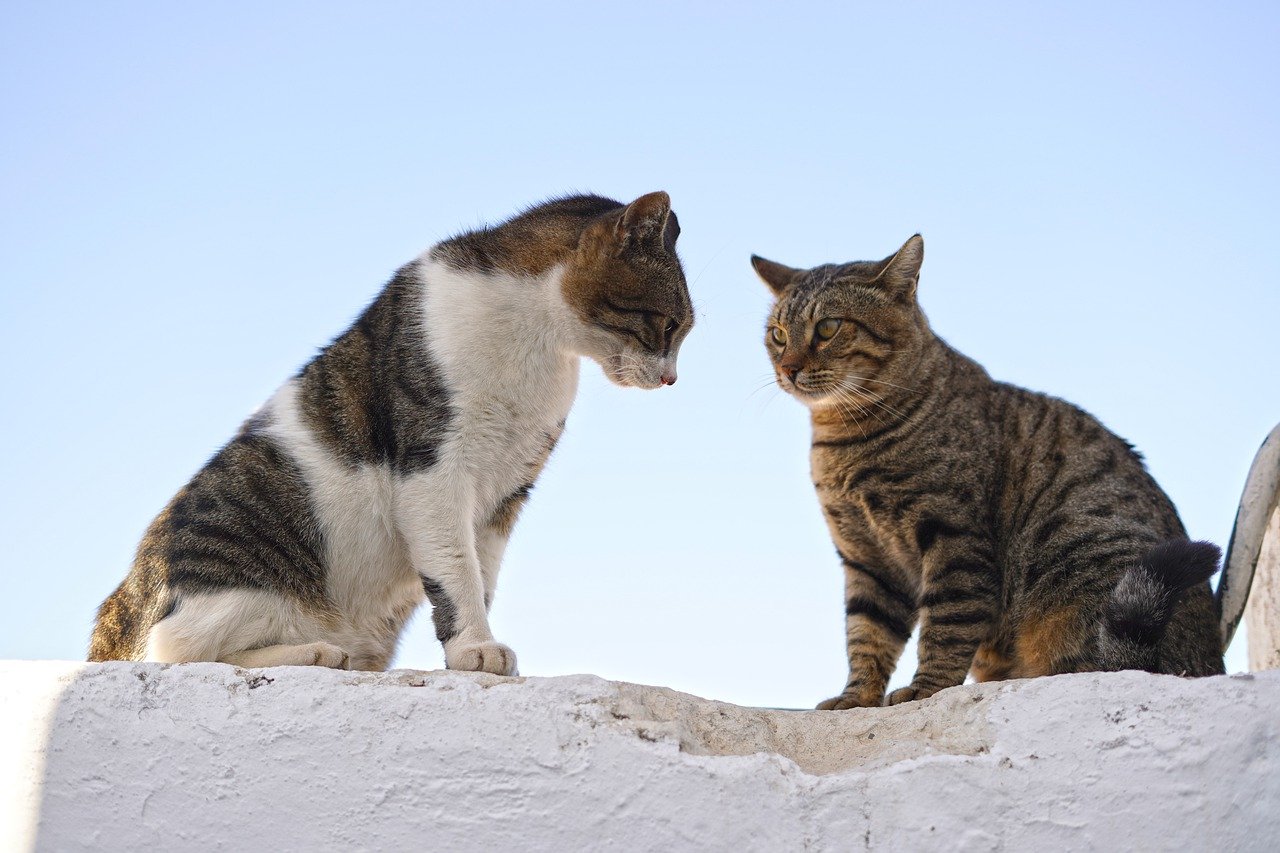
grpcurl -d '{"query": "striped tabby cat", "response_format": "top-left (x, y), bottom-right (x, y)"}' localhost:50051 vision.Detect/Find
top-left (751, 235), bottom-right (1224, 708)
top-left (91, 192), bottom-right (693, 674)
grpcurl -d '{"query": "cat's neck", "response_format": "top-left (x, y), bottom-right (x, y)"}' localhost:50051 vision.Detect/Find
top-left (418, 256), bottom-right (582, 401)
top-left (809, 336), bottom-right (975, 443)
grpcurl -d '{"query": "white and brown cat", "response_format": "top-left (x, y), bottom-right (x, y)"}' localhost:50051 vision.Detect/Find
top-left (90, 192), bottom-right (693, 674)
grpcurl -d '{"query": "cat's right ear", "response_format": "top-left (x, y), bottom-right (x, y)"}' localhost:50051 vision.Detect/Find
top-left (618, 191), bottom-right (673, 249)
top-left (750, 255), bottom-right (801, 296)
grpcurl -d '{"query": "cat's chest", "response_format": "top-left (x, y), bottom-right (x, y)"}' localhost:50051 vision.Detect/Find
top-left (814, 452), bottom-right (921, 569)
top-left (459, 381), bottom-right (572, 460)
top-left (449, 355), bottom-right (577, 501)
top-left (418, 259), bottom-right (579, 507)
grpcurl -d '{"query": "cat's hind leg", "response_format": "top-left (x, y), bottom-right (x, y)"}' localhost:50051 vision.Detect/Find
top-left (220, 642), bottom-right (350, 669)
top-left (144, 587), bottom-right (348, 668)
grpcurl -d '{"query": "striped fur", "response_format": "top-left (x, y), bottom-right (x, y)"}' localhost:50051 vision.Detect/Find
top-left (90, 192), bottom-right (693, 673)
top-left (752, 235), bottom-right (1224, 709)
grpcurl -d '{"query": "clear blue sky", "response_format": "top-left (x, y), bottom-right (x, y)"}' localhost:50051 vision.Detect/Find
top-left (2, 3), bottom-right (1276, 707)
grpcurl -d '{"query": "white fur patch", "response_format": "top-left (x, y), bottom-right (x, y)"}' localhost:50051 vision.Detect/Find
top-left (146, 255), bottom-right (586, 672)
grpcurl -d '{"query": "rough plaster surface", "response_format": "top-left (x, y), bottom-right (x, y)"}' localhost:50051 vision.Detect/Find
top-left (2, 662), bottom-right (1276, 852)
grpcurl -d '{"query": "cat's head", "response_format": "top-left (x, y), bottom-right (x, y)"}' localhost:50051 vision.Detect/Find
top-left (561, 192), bottom-right (693, 389)
top-left (751, 235), bottom-right (927, 409)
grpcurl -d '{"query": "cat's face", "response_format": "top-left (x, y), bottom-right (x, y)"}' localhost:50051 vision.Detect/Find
top-left (560, 192), bottom-right (694, 389)
top-left (752, 235), bottom-right (926, 410)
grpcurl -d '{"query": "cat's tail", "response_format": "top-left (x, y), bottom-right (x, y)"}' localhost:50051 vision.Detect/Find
top-left (1097, 539), bottom-right (1221, 672)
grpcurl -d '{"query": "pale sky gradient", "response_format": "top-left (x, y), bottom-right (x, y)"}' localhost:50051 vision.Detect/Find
top-left (2, 3), bottom-right (1276, 707)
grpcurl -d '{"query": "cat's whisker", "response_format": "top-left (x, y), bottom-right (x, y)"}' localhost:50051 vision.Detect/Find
top-left (845, 374), bottom-right (919, 394)
top-left (826, 387), bottom-right (869, 438)
top-left (833, 385), bottom-right (885, 429)
top-left (840, 379), bottom-right (908, 422)
top-left (746, 378), bottom-right (782, 401)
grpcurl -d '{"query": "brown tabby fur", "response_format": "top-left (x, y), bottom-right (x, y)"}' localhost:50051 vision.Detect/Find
top-left (752, 236), bottom-right (1224, 708)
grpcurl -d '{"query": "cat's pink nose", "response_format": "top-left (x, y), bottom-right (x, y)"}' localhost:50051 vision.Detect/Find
top-left (660, 371), bottom-right (677, 386)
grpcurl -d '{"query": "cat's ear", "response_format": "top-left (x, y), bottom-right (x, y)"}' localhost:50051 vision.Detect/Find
top-left (618, 191), bottom-right (672, 249)
top-left (750, 255), bottom-right (801, 296)
top-left (873, 234), bottom-right (924, 300)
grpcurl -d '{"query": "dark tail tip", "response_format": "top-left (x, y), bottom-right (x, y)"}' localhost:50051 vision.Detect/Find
top-left (1100, 539), bottom-right (1220, 670)
top-left (1140, 539), bottom-right (1221, 592)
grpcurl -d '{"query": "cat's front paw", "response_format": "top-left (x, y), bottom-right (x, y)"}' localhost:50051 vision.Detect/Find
top-left (816, 685), bottom-right (883, 710)
top-left (446, 641), bottom-right (518, 676)
top-left (884, 684), bottom-right (940, 706)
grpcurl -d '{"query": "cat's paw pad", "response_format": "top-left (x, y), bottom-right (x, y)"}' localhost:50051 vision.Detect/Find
top-left (447, 641), bottom-right (518, 676)
top-left (816, 687), bottom-right (882, 710)
top-left (302, 642), bottom-right (351, 670)
top-left (884, 685), bottom-right (938, 706)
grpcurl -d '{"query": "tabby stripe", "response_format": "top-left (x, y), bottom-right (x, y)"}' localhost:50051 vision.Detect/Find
top-left (926, 606), bottom-right (993, 627)
top-left (852, 392), bottom-right (931, 444)
top-left (840, 555), bottom-right (916, 610)
top-left (420, 576), bottom-right (459, 643)
top-left (174, 521), bottom-right (279, 570)
top-left (845, 595), bottom-right (913, 642)
top-left (394, 369), bottom-right (439, 409)
top-left (919, 585), bottom-right (992, 609)
top-left (602, 297), bottom-right (648, 317)
top-left (1043, 552), bottom-right (1141, 601)
top-left (850, 350), bottom-right (887, 369)
top-left (929, 558), bottom-right (999, 591)
top-left (1027, 532), bottom-right (1138, 589)
top-left (1041, 447), bottom-right (1126, 502)
top-left (915, 516), bottom-right (974, 553)
top-left (1032, 511), bottom-right (1070, 545)
top-left (402, 443), bottom-right (441, 468)
top-left (219, 495), bottom-right (319, 571)
top-left (847, 651), bottom-right (893, 684)
top-left (1013, 474), bottom-right (1059, 532)
top-left (596, 320), bottom-right (647, 347)
top-left (850, 320), bottom-right (890, 346)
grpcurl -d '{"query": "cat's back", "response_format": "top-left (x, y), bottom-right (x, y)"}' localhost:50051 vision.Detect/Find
top-left (981, 379), bottom-right (1188, 618)
top-left (988, 381), bottom-right (1182, 531)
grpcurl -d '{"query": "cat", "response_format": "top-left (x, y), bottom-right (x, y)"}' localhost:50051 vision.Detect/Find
top-left (90, 191), bottom-right (693, 674)
top-left (751, 235), bottom-right (1224, 708)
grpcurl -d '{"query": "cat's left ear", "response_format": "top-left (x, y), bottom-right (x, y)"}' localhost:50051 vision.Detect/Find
top-left (618, 191), bottom-right (673, 249)
top-left (873, 234), bottom-right (924, 301)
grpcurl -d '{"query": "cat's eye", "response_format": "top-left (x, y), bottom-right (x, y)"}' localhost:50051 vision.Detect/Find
top-left (815, 318), bottom-right (841, 341)
top-left (770, 326), bottom-right (788, 346)
top-left (665, 319), bottom-right (677, 335)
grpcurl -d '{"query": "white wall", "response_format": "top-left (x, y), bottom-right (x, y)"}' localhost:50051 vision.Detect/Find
top-left (2, 662), bottom-right (1276, 851)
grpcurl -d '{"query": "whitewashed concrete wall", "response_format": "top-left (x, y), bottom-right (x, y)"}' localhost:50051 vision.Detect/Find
top-left (2, 662), bottom-right (1276, 852)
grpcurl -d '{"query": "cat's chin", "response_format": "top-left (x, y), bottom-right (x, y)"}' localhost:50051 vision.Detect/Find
top-left (596, 353), bottom-right (666, 389)
top-left (603, 369), bottom-right (663, 390)
top-left (784, 384), bottom-right (836, 407)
